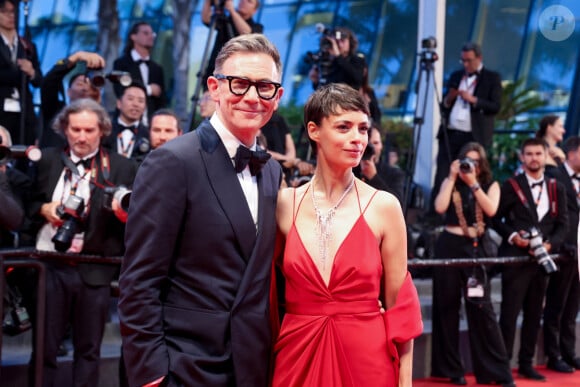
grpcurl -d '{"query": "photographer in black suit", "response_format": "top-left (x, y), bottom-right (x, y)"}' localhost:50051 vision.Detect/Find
top-left (493, 138), bottom-right (568, 382)
top-left (29, 99), bottom-right (137, 387)
top-left (113, 22), bottom-right (166, 122)
top-left (432, 42), bottom-right (502, 214)
top-left (0, 0), bottom-right (42, 145)
top-left (542, 136), bottom-right (580, 372)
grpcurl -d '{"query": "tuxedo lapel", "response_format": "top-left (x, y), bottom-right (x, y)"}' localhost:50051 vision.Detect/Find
top-left (516, 174), bottom-right (538, 222)
top-left (0, 39), bottom-right (13, 66)
top-left (197, 123), bottom-right (257, 261)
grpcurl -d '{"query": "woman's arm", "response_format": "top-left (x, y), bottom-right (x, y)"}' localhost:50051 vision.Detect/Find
top-left (434, 159), bottom-right (459, 214)
top-left (377, 192), bottom-right (414, 387)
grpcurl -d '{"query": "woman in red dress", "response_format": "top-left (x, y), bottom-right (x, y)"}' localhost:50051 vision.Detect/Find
top-left (272, 83), bottom-right (423, 387)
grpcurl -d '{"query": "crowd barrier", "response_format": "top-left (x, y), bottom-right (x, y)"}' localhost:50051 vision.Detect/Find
top-left (0, 248), bottom-right (565, 386)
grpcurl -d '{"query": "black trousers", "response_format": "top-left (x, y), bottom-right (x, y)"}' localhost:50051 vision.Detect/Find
top-left (499, 263), bottom-right (548, 367)
top-left (543, 256), bottom-right (580, 361)
top-left (42, 264), bottom-right (110, 387)
top-left (431, 231), bottom-right (512, 383)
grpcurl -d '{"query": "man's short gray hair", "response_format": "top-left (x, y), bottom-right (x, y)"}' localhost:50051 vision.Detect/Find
top-left (214, 33), bottom-right (282, 79)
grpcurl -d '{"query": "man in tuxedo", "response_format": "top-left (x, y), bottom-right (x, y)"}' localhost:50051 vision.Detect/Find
top-left (113, 22), bottom-right (166, 122)
top-left (543, 136), bottom-right (580, 372)
top-left (201, 0), bottom-right (263, 90)
top-left (493, 138), bottom-right (568, 381)
top-left (102, 81), bottom-right (150, 161)
top-left (432, 42), bottom-right (502, 214)
top-left (28, 98), bottom-right (137, 386)
top-left (0, 0), bottom-right (42, 145)
top-left (119, 33), bottom-right (284, 387)
top-left (39, 51), bottom-right (105, 148)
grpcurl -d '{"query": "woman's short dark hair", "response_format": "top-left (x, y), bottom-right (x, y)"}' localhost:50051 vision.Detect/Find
top-left (304, 83), bottom-right (370, 154)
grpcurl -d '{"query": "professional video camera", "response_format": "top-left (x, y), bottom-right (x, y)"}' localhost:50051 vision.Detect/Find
top-left (103, 185), bottom-right (132, 213)
top-left (459, 157), bottom-right (477, 173)
top-left (305, 23), bottom-right (342, 86)
top-left (51, 194), bottom-right (85, 252)
top-left (418, 36), bottom-right (438, 64)
top-left (523, 227), bottom-right (558, 274)
top-left (0, 137), bottom-right (42, 166)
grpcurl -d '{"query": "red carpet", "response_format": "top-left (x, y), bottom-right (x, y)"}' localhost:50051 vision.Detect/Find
top-left (414, 366), bottom-right (580, 386)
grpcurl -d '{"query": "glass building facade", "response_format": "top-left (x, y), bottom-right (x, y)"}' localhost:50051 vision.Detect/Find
top-left (19, 0), bottom-right (580, 131)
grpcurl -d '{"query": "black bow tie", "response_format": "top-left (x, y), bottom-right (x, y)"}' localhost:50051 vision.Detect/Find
top-left (119, 124), bottom-right (137, 133)
top-left (136, 59), bottom-right (149, 66)
top-left (530, 180), bottom-right (543, 189)
top-left (233, 145), bottom-right (270, 176)
top-left (75, 157), bottom-right (93, 169)
top-left (571, 174), bottom-right (580, 181)
top-left (467, 71), bottom-right (479, 77)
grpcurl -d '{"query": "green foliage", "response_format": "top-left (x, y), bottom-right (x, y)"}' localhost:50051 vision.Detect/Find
top-left (496, 78), bottom-right (546, 130)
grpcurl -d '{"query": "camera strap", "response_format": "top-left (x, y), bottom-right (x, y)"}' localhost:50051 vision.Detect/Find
top-left (507, 177), bottom-right (558, 219)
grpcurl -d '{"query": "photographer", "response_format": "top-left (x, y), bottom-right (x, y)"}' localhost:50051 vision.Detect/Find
top-left (542, 136), bottom-right (580, 372)
top-left (28, 98), bottom-right (137, 387)
top-left (201, 0), bottom-right (262, 90)
top-left (39, 51), bottom-right (105, 148)
top-left (430, 142), bottom-right (514, 386)
top-left (493, 137), bottom-right (568, 382)
top-left (0, 0), bottom-right (43, 145)
top-left (307, 26), bottom-right (365, 90)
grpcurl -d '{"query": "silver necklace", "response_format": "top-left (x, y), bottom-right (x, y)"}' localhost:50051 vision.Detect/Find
top-left (311, 175), bottom-right (355, 271)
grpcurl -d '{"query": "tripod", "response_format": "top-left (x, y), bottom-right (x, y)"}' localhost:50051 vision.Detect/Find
top-left (188, 1), bottom-right (232, 132)
top-left (402, 49), bottom-right (447, 217)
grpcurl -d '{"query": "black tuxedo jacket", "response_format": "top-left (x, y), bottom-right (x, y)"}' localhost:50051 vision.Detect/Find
top-left (441, 67), bottom-right (502, 147)
top-left (0, 35), bottom-right (42, 143)
top-left (546, 164), bottom-right (579, 250)
top-left (29, 147), bottom-right (138, 286)
top-left (119, 121), bottom-right (282, 387)
top-left (113, 54), bottom-right (167, 115)
top-left (493, 173), bottom-right (568, 257)
top-left (102, 118), bottom-right (150, 161)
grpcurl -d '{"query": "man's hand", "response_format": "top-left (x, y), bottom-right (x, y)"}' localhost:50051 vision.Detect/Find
top-left (513, 230), bottom-right (530, 249)
top-left (68, 51), bottom-right (106, 69)
top-left (40, 201), bottom-right (64, 227)
top-left (149, 83), bottom-right (162, 97)
top-left (457, 89), bottom-right (477, 105)
top-left (17, 58), bottom-right (35, 78)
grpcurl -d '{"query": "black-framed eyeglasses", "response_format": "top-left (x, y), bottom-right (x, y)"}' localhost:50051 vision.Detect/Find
top-left (214, 74), bottom-right (281, 100)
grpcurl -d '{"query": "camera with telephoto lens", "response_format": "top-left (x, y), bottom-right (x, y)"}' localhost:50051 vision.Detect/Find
top-left (51, 194), bottom-right (85, 252)
top-left (103, 186), bottom-right (132, 213)
top-left (459, 157), bottom-right (476, 173)
top-left (525, 227), bottom-right (558, 274)
top-left (89, 71), bottom-right (132, 88)
top-left (304, 24), bottom-right (343, 86)
top-left (0, 136), bottom-right (42, 166)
